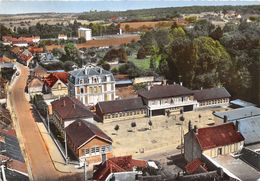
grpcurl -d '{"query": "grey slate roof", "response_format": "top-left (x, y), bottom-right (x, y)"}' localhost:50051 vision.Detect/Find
top-left (97, 97), bottom-right (146, 114)
top-left (231, 115), bottom-right (260, 145)
top-left (213, 106), bottom-right (260, 121)
top-left (138, 84), bottom-right (193, 100)
top-left (193, 87), bottom-right (231, 102)
top-left (69, 65), bottom-right (115, 85)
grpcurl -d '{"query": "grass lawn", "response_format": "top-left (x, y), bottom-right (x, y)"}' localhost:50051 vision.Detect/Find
top-left (128, 54), bottom-right (159, 70)
top-left (128, 54), bottom-right (153, 70)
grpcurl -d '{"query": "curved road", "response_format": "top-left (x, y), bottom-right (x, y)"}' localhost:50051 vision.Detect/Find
top-left (9, 63), bottom-right (62, 181)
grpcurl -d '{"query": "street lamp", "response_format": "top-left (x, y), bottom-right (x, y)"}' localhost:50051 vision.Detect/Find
top-left (64, 130), bottom-right (68, 165)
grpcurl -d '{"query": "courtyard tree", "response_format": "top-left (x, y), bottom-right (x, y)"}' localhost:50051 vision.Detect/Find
top-left (148, 120), bottom-right (153, 130)
top-left (114, 125), bottom-right (119, 135)
top-left (131, 122), bottom-right (137, 132)
top-left (198, 114), bottom-right (201, 123)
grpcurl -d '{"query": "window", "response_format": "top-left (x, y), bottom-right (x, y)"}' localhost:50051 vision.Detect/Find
top-left (101, 146), bottom-right (106, 153)
top-left (91, 147), bottom-right (95, 154)
top-left (58, 83), bottom-right (62, 90)
top-left (85, 149), bottom-right (90, 156)
top-left (80, 88), bottom-right (84, 94)
top-left (95, 147), bottom-right (100, 155)
top-left (218, 148), bottom-right (222, 155)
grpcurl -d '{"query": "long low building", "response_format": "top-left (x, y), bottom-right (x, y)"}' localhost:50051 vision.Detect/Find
top-left (138, 84), bottom-right (231, 116)
top-left (95, 97), bottom-right (147, 123)
top-left (193, 87), bottom-right (231, 108)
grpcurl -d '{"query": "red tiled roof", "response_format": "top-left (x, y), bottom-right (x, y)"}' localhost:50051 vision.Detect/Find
top-left (185, 159), bottom-right (207, 174)
top-left (29, 47), bottom-right (44, 54)
top-left (195, 122), bottom-right (244, 150)
top-left (51, 96), bottom-right (93, 121)
top-left (44, 72), bottom-right (69, 88)
top-left (65, 119), bottom-right (112, 149)
top-left (18, 53), bottom-right (33, 63)
top-left (93, 155), bottom-right (147, 181)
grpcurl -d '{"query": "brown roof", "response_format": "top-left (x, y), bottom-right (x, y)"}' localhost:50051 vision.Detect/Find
top-left (93, 155), bottom-right (147, 181)
top-left (195, 122), bottom-right (244, 150)
top-left (97, 97), bottom-right (145, 114)
top-left (51, 96), bottom-right (93, 120)
top-left (65, 119), bottom-right (112, 148)
top-left (138, 84), bottom-right (193, 100)
top-left (28, 78), bottom-right (44, 88)
top-left (193, 87), bottom-right (231, 102)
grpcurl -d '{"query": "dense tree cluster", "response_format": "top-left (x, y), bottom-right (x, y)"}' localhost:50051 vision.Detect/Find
top-left (78, 5), bottom-right (260, 21)
top-left (139, 20), bottom-right (260, 104)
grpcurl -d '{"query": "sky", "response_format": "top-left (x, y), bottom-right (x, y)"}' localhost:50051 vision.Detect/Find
top-left (0, 0), bottom-right (259, 14)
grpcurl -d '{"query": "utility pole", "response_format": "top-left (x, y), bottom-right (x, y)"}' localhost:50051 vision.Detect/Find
top-left (84, 159), bottom-right (88, 181)
top-left (64, 131), bottom-right (68, 164)
top-left (46, 107), bottom-right (50, 133)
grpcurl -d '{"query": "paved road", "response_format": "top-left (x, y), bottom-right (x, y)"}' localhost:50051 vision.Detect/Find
top-left (8, 63), bottom-right (62, 181)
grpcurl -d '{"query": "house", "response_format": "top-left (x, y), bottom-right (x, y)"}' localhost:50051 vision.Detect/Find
top-left (27, 78), bottom-right (44, 97)
top-left (184, 122), bottom-right (244, 162)
top-left (33, 64), bottom-right (49, 79)
top-left (93, 155), bottom-right (147, 181)
top-left (28, 47), bottom-right (44, 55)
top-left (78, 27), bottom-right (92, 41)
top-left (58, 34), bottom-right (68, 40)
top-left (213, 106), bottom-right (260, 124)
top-left (44, 72), bottom-right (69, 98)
top-left (193, 87), bottom-right (231, 108)
top-left (95, 97), bottom-right (147, 123)
top-left (39, 53), bottom-right (59, 64)
top-left (68, 65), bottom-right (116, 106)
top-left (65, 119), bottom-right (112, 166)
top-left (17, 49), bottom-right (33, 66)
top-left (138, 84), bottom-right (197, 116)
top-left (10, 47), bottom-right (22, 57)
top-left (51, 96), bottom-right (94, 133)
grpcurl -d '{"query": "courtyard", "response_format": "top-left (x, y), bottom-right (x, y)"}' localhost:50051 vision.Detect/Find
top-left (97, 107), bottom-right (229, 158)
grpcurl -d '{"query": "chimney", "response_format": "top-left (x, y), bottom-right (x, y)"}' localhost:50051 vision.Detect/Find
top-left (173, 82), bottom-right (176, 85)
top-left (73, 104), bottom-right (76, 109)
top-left (147, 83), bottom-right (151, 91)
top-left (201, 87), bottom-right (203, 90)
top-left (163, 79), bottom-right (167, 85)
top-left (180, 82), bottom-right (183, 86)
top-left (235, 121), bottom-right (239, 131)
top-left (193, 125), bottom-right (197, 133)
top-left (78, 121), bottom-right (81, 127)
top-left (223, 115), bottom-right (228, 123)
top-left (63, 100), bottom-right (66, 106)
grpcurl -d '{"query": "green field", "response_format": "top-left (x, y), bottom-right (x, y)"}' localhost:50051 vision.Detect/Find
top-left (129, 54), bottom-right (160, 70)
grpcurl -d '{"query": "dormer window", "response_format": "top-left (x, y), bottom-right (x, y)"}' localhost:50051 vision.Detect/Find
top-left (79, 79), bottom-right (84, 84)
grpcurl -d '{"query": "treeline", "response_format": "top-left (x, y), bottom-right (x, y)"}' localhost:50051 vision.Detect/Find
top-left (78, 5), bottom-right (260, 21)
top-left (1, 21), bottom-right (120, 39)
top-left (137, 20), bottom-right (260, 105)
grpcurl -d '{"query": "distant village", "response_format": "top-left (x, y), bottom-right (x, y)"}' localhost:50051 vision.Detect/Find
top-left (0, 8), bottom-right (259, 181)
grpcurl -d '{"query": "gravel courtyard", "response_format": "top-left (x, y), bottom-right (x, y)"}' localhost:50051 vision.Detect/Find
top-left (97, 107), bottom-right (229, 158)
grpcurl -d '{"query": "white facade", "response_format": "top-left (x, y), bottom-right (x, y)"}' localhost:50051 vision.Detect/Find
top-left (68, 65), bottom-right (116, 106)
top-left (78, 27), bottom-right (92, 41)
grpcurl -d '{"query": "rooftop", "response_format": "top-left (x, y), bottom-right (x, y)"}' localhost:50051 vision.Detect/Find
top-left (230, 115), bottom-right (260, 145)
top-left (138, 84), bottom-right (193, 100)
top-left (93, 155), bottom-right (147, 181)
top-left (195, 122), bottom-right (244, 150)
top-left (97, 97), bottom-right (146, 114)
top-left (213, 106), bottom-right (260, 121)
top-left (210, 154), bottom-right (260, 181)
top-left (51, 96), bottom-right (93, 120)
top-left (193, 87), bottom-right (231, 102)
top-left (230, 99), bottom-right (256, 108)
top-left (65, 119), bottom-right (112, 149)
top-left (44, 72), bottom-right (69, 88)
top-left (69, 65), bottom-right (115, 85)
top-left (28, 78), bottom-right (44, 88)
